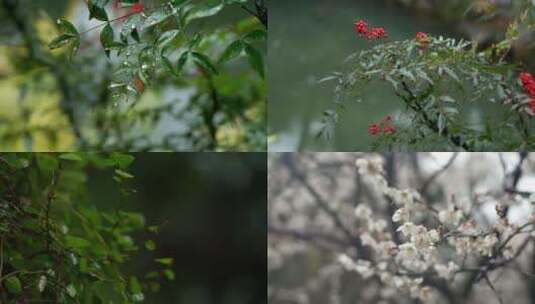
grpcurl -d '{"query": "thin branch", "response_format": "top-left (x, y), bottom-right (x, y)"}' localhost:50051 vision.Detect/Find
top-left (280, 154), bottom-right (371, 259)
top-left (419, 153), bottom-right (458, 194)
top-left (483, 274), bottom-right (504, 304)
top-left (397, 81), bottom-right (471, 151)
top-left (268, 225), bottom-right (353, 248)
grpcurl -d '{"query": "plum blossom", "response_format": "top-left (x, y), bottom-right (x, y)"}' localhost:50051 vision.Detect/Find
top-left (438, 204), bottom-right (464, 226)
top-left (434, 261), bottom-right (459, 280)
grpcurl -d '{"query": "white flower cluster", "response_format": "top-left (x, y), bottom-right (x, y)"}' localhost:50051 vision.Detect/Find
top-left (438, 204), bottom-right (464, 227)
top-left (270, 154), bottom-right (535, 304)
top-left (336, 157), bottom-right (533, 303)
top-left (338, 253), bottom-right (438, 302)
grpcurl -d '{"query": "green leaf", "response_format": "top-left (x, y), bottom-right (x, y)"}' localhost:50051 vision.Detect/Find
top-left (115, 169), bottom-right (134, 179)
top-left (119, 211), bottom-right (145, 229)
top-left (56, 18), bottom-right (79, 35)
top-left (157, 30), bottom-right (180, 49)
top-left (88, 1), bottom-right (109, 21)
top-left (155, 258), bottom-right (174, 266)
top-left (219, 40), bottom-right (244, 63)
top-left (161, 55), bottom-right (176, 76)
top-left (49, 34), bottom-right (77, 50)
top-left (442, 66), bottom-right (460, 83)
top-left (145, 240), bottom-right (156, 251)
top-left (59, 153), bottom-right (83, 161)
top-left (131, 28), bottom-right (141, 43)
top-left (243, 29), bottom-right (267, 43)
top-left (100, 23), bottom-right (115, 58)
top-left (65, 236), bottom-right (91, 249)
top-left (110, 153), bottom-right (135, 168)
top-left (4, 276), bottom-right (22, 294)
top-left (143, 9), bottom-right (170, 30)
top-left (192, 52), bottom-right (218, 75)
top-left (92, 281), bottom-right (124, 303)
top-left (440, 96), bottom-right (456, 103)
top-left (177, 51), bottom-right (190, 73)
top-left (244, 43), bottom-right (264, 78)
top-left (187, 3), bottom-right (224, 22)
top-left (163, 269), bottom-right (175, 281)
top-left (129, 276), bottom-right (142, 294)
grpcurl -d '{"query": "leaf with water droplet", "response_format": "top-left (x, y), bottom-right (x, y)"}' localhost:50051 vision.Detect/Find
top-left (49, 34), bottom-right (77, 50)
top-left (143, 9), bottom-right (170, 30)
top-left (100, 23), bottom-right (114, 58)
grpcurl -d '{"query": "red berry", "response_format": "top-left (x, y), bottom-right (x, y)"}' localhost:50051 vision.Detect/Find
top-left (131, 2), bottom-right (145, 14)
top-left (354, 20), bottom-right (387, 40)
top-left (415, 32), bottom-right (431, 50)
top-left (520, 72), bottom-right (535, 98)
top-left (416, 32), bottom-right (428, 41)
top-left (354, 20), bottom-right (368, 34)
top-left (383, 125), bottom-right (396, 135)
top-left (368, 124), bottom-right (381, 136)
top-left (365, 27), bottom-right (387, 40)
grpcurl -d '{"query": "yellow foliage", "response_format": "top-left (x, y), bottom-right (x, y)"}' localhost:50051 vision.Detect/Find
top-left (0, 77), bottom-right (75, 151)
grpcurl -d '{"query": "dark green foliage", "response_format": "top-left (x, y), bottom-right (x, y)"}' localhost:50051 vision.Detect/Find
top-left (0, 153), bottom-right (170, 303)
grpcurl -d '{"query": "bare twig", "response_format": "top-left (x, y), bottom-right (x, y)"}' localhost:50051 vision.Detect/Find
top-left (420, 153), bottom-right (458, 194)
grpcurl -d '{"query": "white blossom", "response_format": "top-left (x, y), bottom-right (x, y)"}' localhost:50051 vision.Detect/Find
top-left (392, 207), bottom-right (410, 223)
top-left (337, 254), bottom-right (374, 279)
top-left (360, 232), bottom-right (377, 248)
top-left (397, 243), bottom-right (418, 261)
top-left (355, 158), bottom-right (383, 176)
top-left (355, 204), bottom-right (372, 219)
top-left (438, 204), bottom-right (463, 226)
top-left (478, 234), bottom-right (498, 256)
top-left (434, 262), bottom-right (458, 280)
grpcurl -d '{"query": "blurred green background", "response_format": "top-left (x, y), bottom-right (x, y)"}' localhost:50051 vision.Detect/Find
top-left (86, 153), bottom-right (266, 304)
top-left (267, 0), bottom-right (526, 152)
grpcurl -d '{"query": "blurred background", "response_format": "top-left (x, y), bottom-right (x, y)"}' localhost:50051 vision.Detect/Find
top-left (87, 153), bottom-right (266, 304)
top-left (268, 0), bottom-right (535, 152)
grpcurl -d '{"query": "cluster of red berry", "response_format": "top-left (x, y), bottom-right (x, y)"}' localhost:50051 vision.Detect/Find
top-left (368, 116), bottom-right (396, 136)
top-left (520, 72), bottom-right (535, 113)
top-left (415, 32), bottom-right (430, 50)
top-left (354, 20), bottom-right (388, 40)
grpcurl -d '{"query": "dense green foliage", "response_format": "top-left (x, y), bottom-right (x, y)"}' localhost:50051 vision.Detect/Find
top-left (0, 153), bottom-right (170, 303)
top-left (320, 0), bottom-right (535, 151)
top-left (0, 0), bottom-right (266, 151)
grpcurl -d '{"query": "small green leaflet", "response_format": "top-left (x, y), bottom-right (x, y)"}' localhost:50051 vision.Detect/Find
top-left (219, 40), bottom-right (244, 63)
top-left (244, 44), bottom-right (264, 78)
top-left (192, 52), bottom-right (218, 75)
top-left (49, 19), bottom-right (80, 60)
top-left (88, 0), bottom-right (109, 21)
top-left (243, 29), bottom-right (267, 43)
top-left (5, 276), bottom-right (22, 294)
top-left (101, 23), bottom-right (115, 58)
